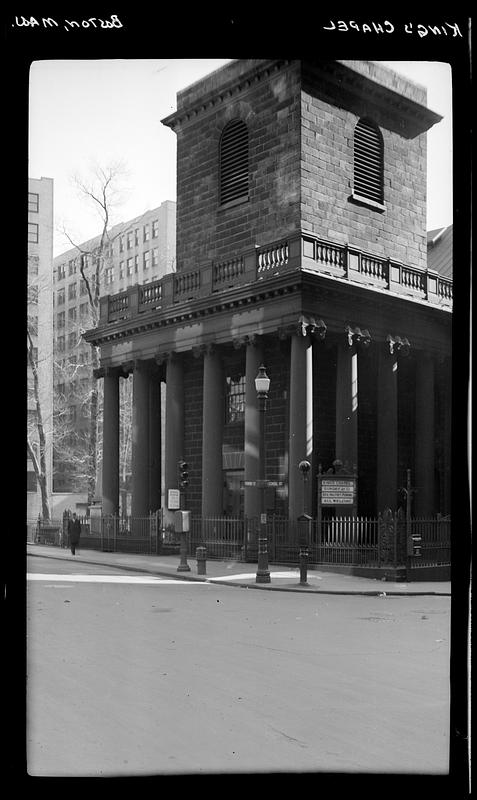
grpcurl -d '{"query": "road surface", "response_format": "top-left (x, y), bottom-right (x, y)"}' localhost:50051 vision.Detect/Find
top-left (27, 555), bottom-right (450, 776)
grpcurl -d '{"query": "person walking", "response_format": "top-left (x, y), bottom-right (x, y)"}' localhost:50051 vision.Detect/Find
top-left (68, 513), bottom-right (81, 556)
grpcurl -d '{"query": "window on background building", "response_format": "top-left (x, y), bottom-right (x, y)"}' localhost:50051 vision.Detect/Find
top-left (225, 375), bottom-right (246, 423)
top-left (27, 314), bottom-right (38, 336)
top-left (68, 331), bottom-right (77, 349)
top-left (57, 264), bottom-right (66, 280)
top-left (28, 222), bottom-right (39, 243)
top-left (28, 285), bottom-right (39, 304)
top-left (127, 231), bottom-right (133, 249)
top-left (80, 302), bottom-right (89, 319)
top-left (105, 266), bottom-right (115, 285)
top-left (68, 307), bottom-right (77, 323)
top-left (219, 119), bottom-right (249, 206)
top-left (27, 471), bottom-right (38, 492)
top-left (57, 335), bottom-right (65, 352)
top-left (143, 224), bottom-right (150, 242)
top-left (119, 261), bottom-right (125, 279)
top-left (32, 347), bottom-right (38, 363)
top-left (152, 219), bottom-right (159, 238)
top-left (127, 257), bottom-right (133, 276)
top-left (134, 228), bottom-right (139, 246)
top-left (119, 236), bottom-right (125, 253)
top-left (29, 256), bottom-right (39, 276)
top-left (152, 248), bottom-right (158, 268)
top-left (28, 192), bottom-right (39, 213)
top-left (57, 288), bottom-right (65, 305)
top-left (80, 279), bottom-right (88, 296)
top-left (57, 311), bottom-right (65, 329)
top-left (68, 260), bottom-right (77, 276)
top-left (353, 118), bottom-right (384, 205)
top-left (134, 255), bottom-right (139, 273)
top-left (143, 251), bottom-right (150, 270)
top-left (68, 282), bottom-right (77, 300)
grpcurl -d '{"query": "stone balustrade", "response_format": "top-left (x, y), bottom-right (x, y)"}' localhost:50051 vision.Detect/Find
top-left (100, 231), bottom-right (453, 324)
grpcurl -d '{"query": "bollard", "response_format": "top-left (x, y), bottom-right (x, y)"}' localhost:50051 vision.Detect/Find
top-left (299, 547), bottom-right (309, 586)
top-left (177, 531), bottom-right (191, 572)
top-left (196, 546), bottom-right (207, 575)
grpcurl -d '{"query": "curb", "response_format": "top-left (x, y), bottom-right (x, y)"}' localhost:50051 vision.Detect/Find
top-left (27, 549), bottom-right (451, 597)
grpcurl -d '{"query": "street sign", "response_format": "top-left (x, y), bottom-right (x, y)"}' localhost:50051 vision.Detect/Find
top-left (244, 480), bottom-right (284, 488)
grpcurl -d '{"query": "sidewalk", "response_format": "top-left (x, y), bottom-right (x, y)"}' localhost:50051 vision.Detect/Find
top-left (27, 543), bottom-right (451, 596)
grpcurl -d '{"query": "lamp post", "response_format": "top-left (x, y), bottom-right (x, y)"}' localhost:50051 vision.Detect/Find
top-left (298, 460), bottom-right (312, 585)
top-left (255, 365), bottom-right (271, 584)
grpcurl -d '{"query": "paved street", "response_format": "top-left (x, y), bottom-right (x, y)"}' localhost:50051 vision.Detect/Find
top-left (27, 555), bottom-right (450, 777)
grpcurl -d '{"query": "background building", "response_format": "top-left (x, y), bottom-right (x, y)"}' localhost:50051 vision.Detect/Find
top-left (85, 60), bottom-right (452, 526)
top-left (52, 201), bottom-right (176, 506)
top-left (27, 177), bottom-right (54, 527)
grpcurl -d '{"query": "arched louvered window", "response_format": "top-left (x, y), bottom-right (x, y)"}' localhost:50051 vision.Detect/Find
top-left (219, 119), bottom-right (249, 206)
top-left (353, 118), bottom-right (384, 205)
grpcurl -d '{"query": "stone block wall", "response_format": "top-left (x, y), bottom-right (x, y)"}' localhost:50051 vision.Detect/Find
top-left (301, 66), bottom-right (428, 269)
top-left (175, 61), bottom-right (302, 273)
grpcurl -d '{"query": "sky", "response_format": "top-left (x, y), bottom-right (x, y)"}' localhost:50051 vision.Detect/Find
top-left (28, 59), bottom-right (453, 257)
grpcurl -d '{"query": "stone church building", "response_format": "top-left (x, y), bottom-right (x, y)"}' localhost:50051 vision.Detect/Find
top-left (84, 59), bottom-right (452, 524)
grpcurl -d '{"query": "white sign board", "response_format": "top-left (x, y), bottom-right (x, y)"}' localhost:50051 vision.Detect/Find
top-left (168, 489), bottom-right (181, 510)
top-left (320, 479), bottom-right (356, 506)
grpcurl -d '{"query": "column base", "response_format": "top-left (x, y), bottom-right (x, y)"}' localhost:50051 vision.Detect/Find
top-left (177, 564), bottom-right (191, 572)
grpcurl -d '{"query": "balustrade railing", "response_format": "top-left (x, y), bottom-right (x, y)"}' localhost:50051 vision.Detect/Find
top-left (213, 256), bottom-right (245, 287)
top-left (139, 282), bottom-right (162, 310)
top-left (108, 292), bottom-right (129, 321)
top-left (257, 240), bottom-right (289, 274)
top-left (102, 232), bottom-right (452, 323)
top-left (174, 269), bottom-right (201, 299)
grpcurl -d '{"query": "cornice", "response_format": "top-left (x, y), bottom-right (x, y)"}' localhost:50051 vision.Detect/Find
top-left (161, 58), bottom-right (441, 138)
top-left (161, 60), bottom-right (292, 131)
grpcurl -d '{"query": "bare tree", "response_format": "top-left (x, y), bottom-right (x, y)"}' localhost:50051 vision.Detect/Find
top-left (58, 161), bottom-right (132, 503)
top-left (27, 326), bottom-right (51, 520)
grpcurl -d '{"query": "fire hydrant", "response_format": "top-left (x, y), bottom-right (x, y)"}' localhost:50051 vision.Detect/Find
top-left (196, 546), bottom-right (207, 575)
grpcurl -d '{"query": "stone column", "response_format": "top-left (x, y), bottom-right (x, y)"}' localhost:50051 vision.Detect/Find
top-left (149, 369), bottom-right (162, 513)
top-left (335, 341), bottom-right (358, 472)
top-left (415, 352), bottom-right (435, 516)
top-left (165, 354), bottom-right (184, 497)
top-left (288, 330), bottom-right (313, 520)
top-left (377, 346), bottom-right (398, 512)
top-left (202, 346), bottom-right (224, 517)
top-left (244, 340), bottom-right (263, 520)
top-left (131, 361), bottom-right (150, 517)
top-left (102, 368), bottom-right (120, 516)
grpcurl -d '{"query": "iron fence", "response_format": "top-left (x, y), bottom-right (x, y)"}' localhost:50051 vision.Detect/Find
top-left (189, 516), bottom-right (247, 560)
top-left (30, 511), bottom-right (451, 571)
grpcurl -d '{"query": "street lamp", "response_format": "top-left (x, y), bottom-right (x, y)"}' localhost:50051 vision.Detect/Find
top-left (255, 365), bottom-right (271, 584)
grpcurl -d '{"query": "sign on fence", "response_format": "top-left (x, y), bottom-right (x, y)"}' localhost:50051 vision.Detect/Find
top-left (317, 467), bottom-right (358, 529)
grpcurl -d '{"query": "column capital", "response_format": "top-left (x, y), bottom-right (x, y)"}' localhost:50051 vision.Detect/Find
top-left (192, 344), bottom-right (207, 359)
top-left (193, 343), bottom-right (217, 358)
top-left (233, 334), bottom-right (260, 349)
top-left (93, 367), bottom-right (106, 379)
top-left (345, 324), bottom-right (371, 348)
top-left (287, 315), bottom-right (327, 340)
top-left (386, 334), bottom-right (411, 357)
top-left (155, 351), bottom-right (179, 366)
